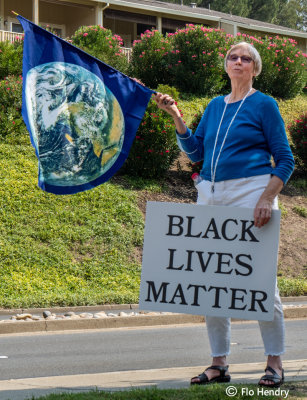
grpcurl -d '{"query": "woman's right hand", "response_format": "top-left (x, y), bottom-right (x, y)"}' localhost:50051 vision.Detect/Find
top-left (153, 92), bottom-right (181, 119)
top-left (153, 92), bottom-right (187, 135)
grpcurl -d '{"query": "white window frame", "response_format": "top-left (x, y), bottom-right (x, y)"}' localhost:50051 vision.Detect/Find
top-left (7, 17), bottom-right (23, 33)
top-left (40, 22), bottom-right (66, 37)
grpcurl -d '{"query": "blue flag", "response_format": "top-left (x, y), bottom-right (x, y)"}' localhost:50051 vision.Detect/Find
top-left (17, 15), bottom-right (153, 195)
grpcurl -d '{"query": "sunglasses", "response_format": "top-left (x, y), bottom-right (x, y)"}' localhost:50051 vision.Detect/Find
top-left (227, 54), bottom-right (253, 64)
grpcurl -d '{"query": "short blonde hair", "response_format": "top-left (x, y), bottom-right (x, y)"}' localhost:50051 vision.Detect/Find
top-left (224, 42), bottom-right (262, 76)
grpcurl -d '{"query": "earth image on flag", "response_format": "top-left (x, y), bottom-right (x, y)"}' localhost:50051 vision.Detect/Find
top-left (25, 62), bottom-right (125, 186)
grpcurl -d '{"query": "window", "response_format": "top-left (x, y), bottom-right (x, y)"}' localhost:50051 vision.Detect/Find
top-left (41, 23), bottom-right (66, 38)
top-left (11, 22), bottom-right (23, 33)
top-left (7, 18), bottom-right (23, 33)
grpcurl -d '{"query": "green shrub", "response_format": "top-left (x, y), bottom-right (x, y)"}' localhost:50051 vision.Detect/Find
top-left (122, 85), bottom-right (180, 178)
top-left (185, 98), bottom-right (212, 174)
top-left (155, 84), bottom-right (180, 101)
top-left (129, 30), bottom-right (173, 89)
top-left (290, 177), bottom-right (307, 193)
top-left (71, 25), bottom-right (129, 74)
top-left (179, 96), bottom-right (211, 123)
top-left (278, 201), bottom-right (288, 218)
top-left (237, 33), bottom-right (306, 99)
top-left (288, 112), bottom-right (307, 171)
top-left (278, 277), bottom-right (307, 296)
top-left (292, 206), bottom-right (307, 218)
top-left (0, 39), bottom-right (23, 80)
top-left (167, 25), bottom-right (231, 95)
top-left (0, 75), bottom-right (26, 140)
top-left (278, 95), bottom-right (307, 129)
top-left (187, 110), bottom-right (204, 174)
top-left (189, 110), bottom-right (204, 131)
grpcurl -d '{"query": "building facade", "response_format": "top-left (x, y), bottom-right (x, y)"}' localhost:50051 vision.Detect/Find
top-left (0, 0), bottom-right (306, 51)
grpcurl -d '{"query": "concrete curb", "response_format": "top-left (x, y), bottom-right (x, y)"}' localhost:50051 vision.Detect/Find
top-left (0, 305), bottom-right (306, 335)
top-left (0, 314), bottom-right (204, 334)
top-left (0, 303), bottom-right (139, 316)
top-left (0, 296), bottom-right (306, 316)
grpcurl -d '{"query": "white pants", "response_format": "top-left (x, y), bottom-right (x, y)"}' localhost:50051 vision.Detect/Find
top-left (196, 174), bottom-right (285, 357)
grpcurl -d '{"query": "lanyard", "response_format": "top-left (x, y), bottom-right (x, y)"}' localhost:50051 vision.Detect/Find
top-left (210, 88), bottom-right (252, 193)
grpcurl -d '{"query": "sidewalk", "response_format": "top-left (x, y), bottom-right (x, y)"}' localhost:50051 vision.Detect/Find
top-left (1, 359), bottom-right (306, 400)
top-left (0, 297), bottom-right (307, 335)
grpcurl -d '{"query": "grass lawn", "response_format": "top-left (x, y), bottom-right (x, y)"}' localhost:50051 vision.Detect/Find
top-left (19, 383), bottom-right (307, 400)
top-left (0, 95), bottom-right (306, 308)
top-left (0, 141), bottom-right (144, 308)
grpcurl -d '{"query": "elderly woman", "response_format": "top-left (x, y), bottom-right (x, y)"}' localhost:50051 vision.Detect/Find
top-left (154, 41), bottom-right (294, 388)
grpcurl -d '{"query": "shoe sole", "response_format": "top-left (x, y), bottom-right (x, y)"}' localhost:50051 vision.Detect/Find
top-left (191, 376), bottom-right (231, 385)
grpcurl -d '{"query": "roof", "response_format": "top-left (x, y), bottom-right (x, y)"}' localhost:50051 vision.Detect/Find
top-left (101, 0), bottom-right (307, 38)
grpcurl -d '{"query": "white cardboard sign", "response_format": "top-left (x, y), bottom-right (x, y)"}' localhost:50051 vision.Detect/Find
top-left (139, 201), bottom-right (281, 321)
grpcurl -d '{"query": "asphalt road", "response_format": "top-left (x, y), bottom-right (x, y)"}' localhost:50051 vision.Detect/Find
top-left (0, 319), bottom-right (306, 381)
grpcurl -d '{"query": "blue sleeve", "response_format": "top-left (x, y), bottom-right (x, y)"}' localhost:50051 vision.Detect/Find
top-left (176, 106), bottom-right (210, 162)
top-left (260, 97), bottom-right (295, 184)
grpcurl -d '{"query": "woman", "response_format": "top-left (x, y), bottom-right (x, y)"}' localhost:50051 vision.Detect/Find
top-left (154, 42), bottom-right (294, 388)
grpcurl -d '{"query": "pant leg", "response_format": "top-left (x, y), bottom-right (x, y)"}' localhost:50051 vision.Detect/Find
top-left (222, 177), bottom-right (285, 355)
top-left (205, 316), bottom-right (231, 357)
top-left (258, 285), bottom-right (285, 356)
top-left (196, 174), bottom-right (283, 358)
top-left (196, 179), bottom-right (231, 357)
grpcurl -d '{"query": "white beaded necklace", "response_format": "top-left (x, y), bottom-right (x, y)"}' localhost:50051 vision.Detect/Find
top-left (210, 87), bottom-right (253, 193)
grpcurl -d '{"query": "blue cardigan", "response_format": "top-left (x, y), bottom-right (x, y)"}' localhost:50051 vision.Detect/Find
top-left (177, 91), bottom-right (294, 184)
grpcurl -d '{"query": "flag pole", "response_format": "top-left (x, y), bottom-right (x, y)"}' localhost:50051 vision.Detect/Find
top-left (11, 10), bottom-right (19, 16)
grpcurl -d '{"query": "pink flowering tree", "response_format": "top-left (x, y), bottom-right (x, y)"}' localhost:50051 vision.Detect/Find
top-left (288, 113), bottom-right (307, 172)
top-left (130, 26), bottom-right (305, 100)
top-left (0, 75), bottom-right (26, 141)
top-left (129, 30), bottom-right (173, 89)
top-left (0, 39), bottom-right (23, 80)
top-left (122, 85), bottom-right (180, 178)
top-left (71, 25), bottom-right (128, 74)
top-left (236, 33), bottom-right (306, 99)
top-left (166, 25), bottom-right (232, 95)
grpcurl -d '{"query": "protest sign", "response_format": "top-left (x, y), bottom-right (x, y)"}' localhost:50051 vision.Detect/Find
top-left (139, 201), bottom-right (281, 321)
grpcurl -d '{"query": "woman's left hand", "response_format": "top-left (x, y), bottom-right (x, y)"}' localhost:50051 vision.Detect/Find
top-left (254, 197), bottom-right (273, 228)
top-left (253, 176), bottom-right (283, 228)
